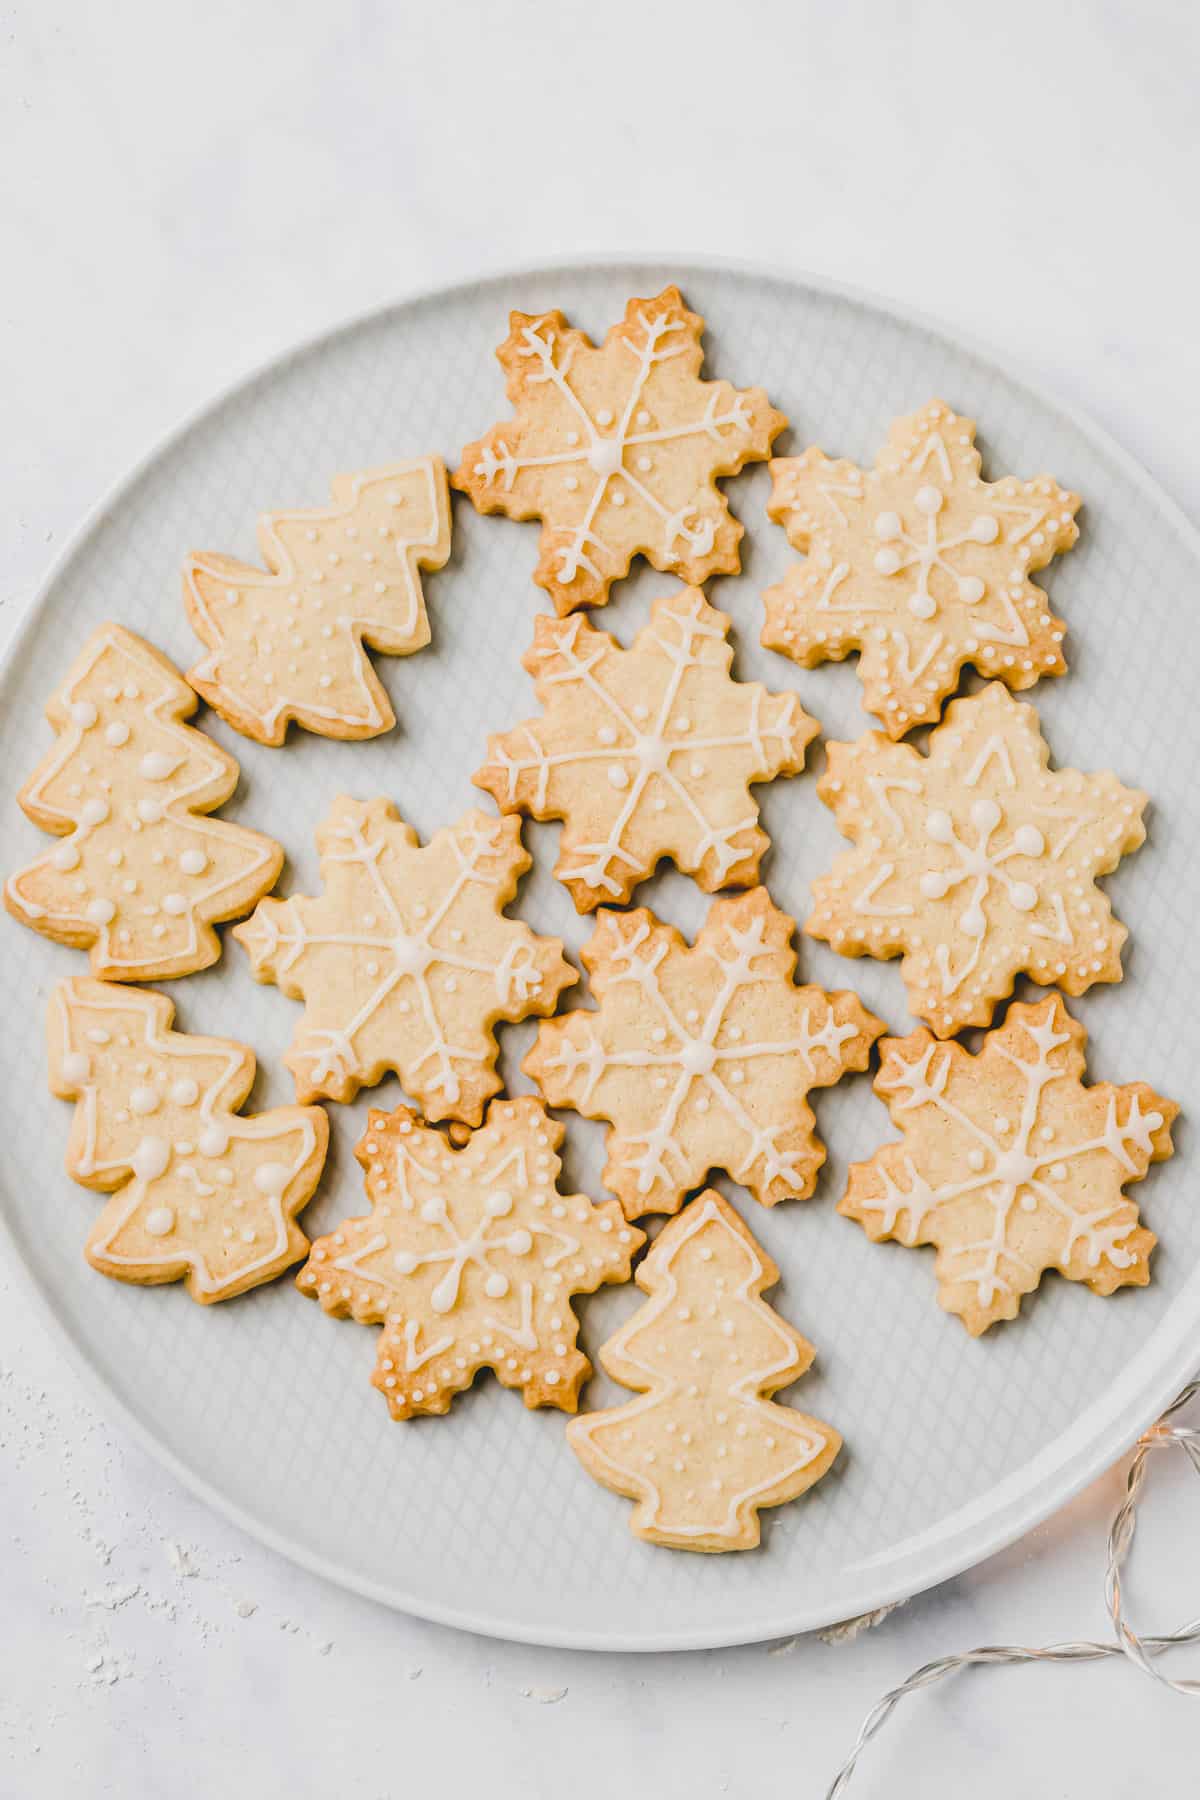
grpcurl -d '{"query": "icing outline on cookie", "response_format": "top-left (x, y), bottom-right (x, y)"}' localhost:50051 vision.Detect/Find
top-left (763, 401), bottom-right (1080, 736)
top-left (475, 587), bottom-right (818, 912)
top-left (841, 997), bottom-right (1177, 1333)
top-left (185, 458), bottom-right (451, 744)
top-left (568, 1190), bottom-right (841, 1550)
top-left (5, 624), bottom-right (282, 980)
top-left (454, 287), bottom-right (786, 612)
top-left (51, 978), bottom-right (327, 1303)
top-left (526, 888), bottom-right (883, 1217)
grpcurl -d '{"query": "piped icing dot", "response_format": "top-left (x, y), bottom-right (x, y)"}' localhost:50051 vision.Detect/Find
top-left (253, 1163), bottom-right (290, 1196)
top-left (198, 1124), bottom-right (230, 1158)
top-left (139, 751), bottom-right (179, 781)
top-left (132, 1136), bottom-right (170, 1182)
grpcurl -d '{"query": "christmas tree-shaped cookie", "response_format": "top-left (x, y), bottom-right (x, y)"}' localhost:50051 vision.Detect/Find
top-left (568, 1191), bottom-right (841, 1551)
top-left (5, 624), bottom-right (282, 980)
top-left (50, 978), bottom-right (328, 1303)
top-left (185, 457), bottom-right (452, 744)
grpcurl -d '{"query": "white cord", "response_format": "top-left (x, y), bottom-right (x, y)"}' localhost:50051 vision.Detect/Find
top-left (826, 1379), bottom-right (1200, 1798)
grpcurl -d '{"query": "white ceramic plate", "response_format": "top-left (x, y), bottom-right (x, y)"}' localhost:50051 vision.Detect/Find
top-left (1, 259), bottom-right (1196, 1651)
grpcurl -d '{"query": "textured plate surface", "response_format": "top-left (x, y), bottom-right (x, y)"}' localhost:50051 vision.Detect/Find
top-left (0, 259), bottom-right (1195, 1650)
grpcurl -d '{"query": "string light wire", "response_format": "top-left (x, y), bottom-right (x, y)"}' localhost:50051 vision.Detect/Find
top-left (826, 1380), bottom-right (1200, 1797)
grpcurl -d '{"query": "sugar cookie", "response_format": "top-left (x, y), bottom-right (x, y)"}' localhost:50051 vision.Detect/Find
top-left (525, 887), bottom-right (883, 1218)
top-left (762, 400), bottom-right (1080, 736)
top-left (454, 287), bottom-right (785, 613)
top-left (50, 977), bottom-right (328, 1303)
top-left (298, 1097), bottom-right (643, 1419)
top-left (236, 798), bottom-right (576, 1118)
top-left (568, 1190), bottom-right (841, 1550)
top-left (840, 996), bottom-right (1176, 1334)
top-left (806, 682), bottom-right (1146, 1037)
top-left (474, 587), bottom-right (818, 913)
top-left (6, 624), bottom-right (282, 980)
top-left (185, 458), bottom-right (451, 744)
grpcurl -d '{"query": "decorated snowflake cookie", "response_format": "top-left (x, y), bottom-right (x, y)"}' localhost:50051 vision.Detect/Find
top-left (298, 1098), bottom-right (643, 1419)
top-left (474, 588), bottom-right (818, 913)
top-left (235, 798), bottom-right (576, 1119)
top-left (453, 287), bottom-right (786, 613)
top-left (50, 978), bottom-right (328, 1303)
top-left (762, 401), bottom-right (1081, 737)
top-left (525, 887), bottom-right (883, 1219)
top-left (568, 1190), bottom-right (841, 1550)
top-left (806, 683), bottom-right (1147, 1037)
top-left (5, 624), bottom-right (283, 981)
top-left (185, 457), bottom-right (452, 745)
top-left (840, 997), bottom-right (1177, 1334)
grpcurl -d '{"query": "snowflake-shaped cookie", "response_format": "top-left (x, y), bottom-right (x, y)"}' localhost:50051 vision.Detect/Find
top-left (841, 997), bottom-right (1177, 1334)
top-left (762, 401), bottom-right (1081, 737)
top-left (298, 1098), bottom-right (644, 1419)
top-left (806, 684), bottom-right (1147, 1037)
top-left (474, 588), bottom-right (818, 913)
top-left (185, 457), bottom-right (451, 744)
top-left (525, 888), bottom-right (884, 1218)
top-left (235, 798), bottom-right (576, 1119)
top-left (50, 978), bottom-right (328, 1304)
top-left (453, 286), bottom-right (786, 613)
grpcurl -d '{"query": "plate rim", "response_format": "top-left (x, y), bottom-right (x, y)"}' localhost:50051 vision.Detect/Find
top-left (3, 250), bottom-right (1197, 1651)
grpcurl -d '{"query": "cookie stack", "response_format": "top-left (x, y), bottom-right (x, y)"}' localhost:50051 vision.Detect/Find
top-left (4, 287), bottom-right (1176, 1555)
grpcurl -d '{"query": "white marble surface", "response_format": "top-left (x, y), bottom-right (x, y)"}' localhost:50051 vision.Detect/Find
top-left (2, 2), bottom-right (1199, 1792)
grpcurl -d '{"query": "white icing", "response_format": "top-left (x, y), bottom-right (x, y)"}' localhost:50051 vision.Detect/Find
top-left (132, 1137), bottom-right (170, 1182)
top-left (486, 592), bottom-right (805, 900)
top-left (139, 751), bottom-right (182, 781)
top-left (870, 1006), bottom-right (1166, 1308)
top-left (5, 627), bottom-right (279, 973)
top-left (569, 1196), bottom-right (834, 1539)
top-left (52, 980), bottom-right (322, 1295)
top-left (543, 908), bottom-right (862, 1204)
top-left (253, 1163), bottom-right (290, 1196)
top-left (186, 458), bottom-right (448, 737)
top-left (239, 808), bottom-right (560, 1109)
top-left (474, 302), bottom-right (756, 586)
top-left (798, 423), bottom-right (1063, 675)
top-left (833, 688), bottom-right (1130, 1012)
top-left (321, 1118), bottom-right (631, 1406)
